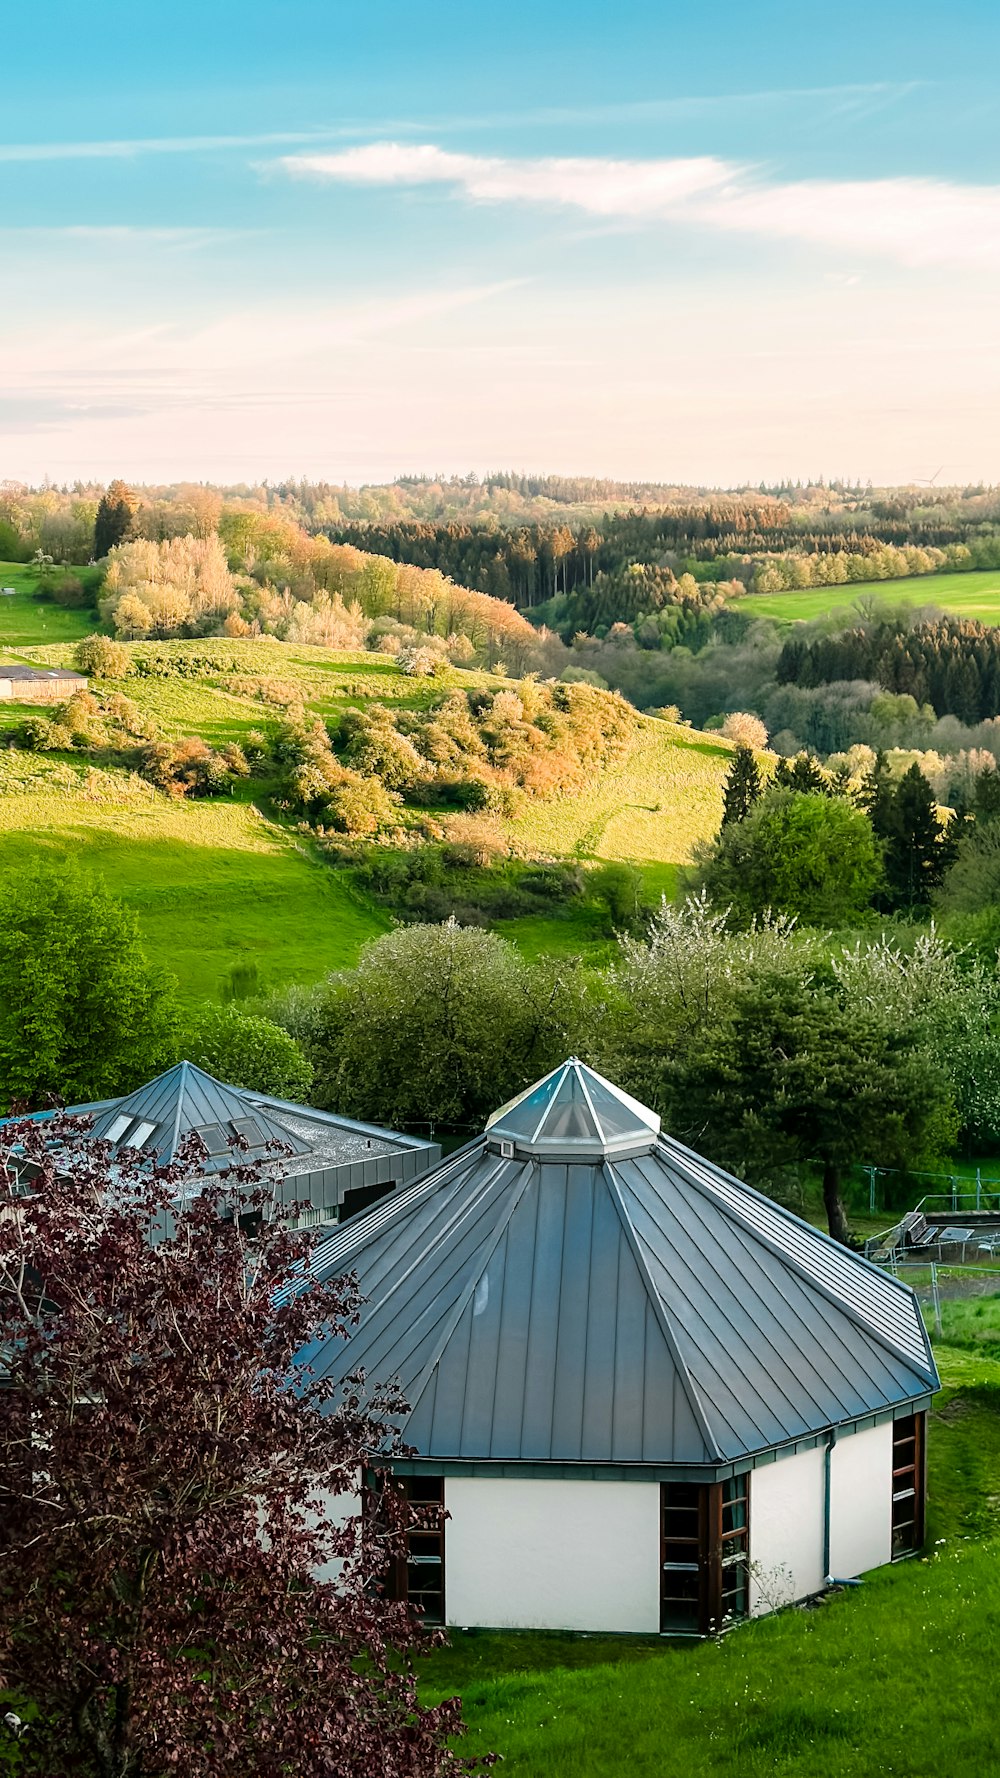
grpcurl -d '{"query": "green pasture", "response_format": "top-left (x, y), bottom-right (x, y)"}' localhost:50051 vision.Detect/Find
top-left (419, 1344), bottom-right (1000, 1778)
top-left (507, 719), bottom-right (728, 869)
top-left (0, 640), bottom-right (732, 979)
top-left (0, 789), bottom-right (388, 1003)
top-left (740, 567), bottom-right (1000, 626)
top-left (0, 560), bottom-right (99, 645)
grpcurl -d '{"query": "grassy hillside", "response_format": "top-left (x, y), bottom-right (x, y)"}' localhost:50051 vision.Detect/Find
top-left (418, 1343), bottom-right (1000, 1777)
top-left (0, 768), bottom-right (388, 1003)
top-left (0, 560), bottom-right (100, 646)
top-left (0, 636), bottom-right (731, 998)
top-left (740, 567), bottom-right (1000, 625)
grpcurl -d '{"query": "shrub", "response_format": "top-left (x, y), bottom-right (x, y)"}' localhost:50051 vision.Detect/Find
top-left (722, 710), bottom-right (769, 750)
top-left (74, 634), bottom-right (132, 680)
top-left (179, 1004), bottom-right (313, 1099)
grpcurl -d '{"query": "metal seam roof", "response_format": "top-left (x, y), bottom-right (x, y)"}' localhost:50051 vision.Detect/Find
top-left (600, 1161), bottom-right (722, 1463)
top-left (664, 1139), bottom-right (934, 1383)
top-left (299, 1061), bottom-right (939, 1467)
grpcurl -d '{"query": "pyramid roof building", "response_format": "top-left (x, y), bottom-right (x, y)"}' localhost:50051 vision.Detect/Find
top-left (301, 1059), bottom-right (938, 1473)
top-left (88, 1060), bottom-right (312, 1172)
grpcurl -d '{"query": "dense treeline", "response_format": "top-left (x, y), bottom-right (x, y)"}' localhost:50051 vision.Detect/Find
top-left (778, 617), bottom-right (1000, 724)
top-left (325, 507), bottom-right (1000, 607)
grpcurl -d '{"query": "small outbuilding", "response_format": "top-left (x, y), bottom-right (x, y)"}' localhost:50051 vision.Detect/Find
top-left (0, 663), bottom-right (87, 703)
top-left (301, 1059), bottom-right (938, 1635)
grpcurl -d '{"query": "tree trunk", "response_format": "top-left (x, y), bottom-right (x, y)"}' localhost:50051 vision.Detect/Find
top-left (822, 1161), bottom-right (852, 1247)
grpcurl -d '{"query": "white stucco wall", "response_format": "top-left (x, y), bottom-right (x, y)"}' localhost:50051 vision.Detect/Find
top-left (444, 1476), bottom-right (661, 1633)
top-left (310, 1480), bottom-right (362, 1584)
top-left (749, 1445), bottom-right (826, 1613)
top-left (828, 1420), bottom-right (894, 1579)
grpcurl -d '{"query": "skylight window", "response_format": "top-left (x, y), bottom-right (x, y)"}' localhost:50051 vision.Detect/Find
top-left (230, 1117), bottom-right (263, 1145)
top-left (106, 1114), bottom-right (132, 1143)
top-left (196, 1123), bottom-right (231, 1156)
top-left (122, 1120), bottom-right (157, 1149)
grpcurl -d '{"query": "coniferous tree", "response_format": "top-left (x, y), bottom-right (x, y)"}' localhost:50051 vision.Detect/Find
top-left (774, 751), bottom-right (828, 794)
top-left (880, 763), bottom-right (951, 907)
top-left (93, 478), bottom-right (138, 559)
top-left (721, 743), bottom-right (763, 826)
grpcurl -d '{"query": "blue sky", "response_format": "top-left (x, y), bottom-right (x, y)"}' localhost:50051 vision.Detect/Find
top-left (3, 0), bottom-right (999, 486)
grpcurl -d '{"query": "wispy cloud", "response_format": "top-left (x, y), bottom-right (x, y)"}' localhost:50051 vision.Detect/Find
top-left (280, 142), bottom-right (1000, 268)
top-left (0, 129), bottom-right (357, 164)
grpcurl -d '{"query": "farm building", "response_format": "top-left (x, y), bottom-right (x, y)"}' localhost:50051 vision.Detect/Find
top-left (17, 1061), bottom-right (439, 1228)
top-left (300, 1058), bottom-right (938, 1636)
top-left (0, 663), bottom-right (86, 702)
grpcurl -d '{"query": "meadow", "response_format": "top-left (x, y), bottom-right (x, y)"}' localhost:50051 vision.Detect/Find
top-left (0, 560), bottom-right (100, 646)
top-left (418, 1344), bottom-right (1000, 1778)
top-left (0, 782), bottom-right (388, 1002)
top-left (740, 567), bottom-right (1000, 626)
top-left (0, 630), bottom-right (731, 996)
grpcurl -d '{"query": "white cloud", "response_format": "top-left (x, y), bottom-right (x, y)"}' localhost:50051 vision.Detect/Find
top-left (282, 143), bottom-right (738, 216)
top-left (280, 142), bottom-right (1000, 268)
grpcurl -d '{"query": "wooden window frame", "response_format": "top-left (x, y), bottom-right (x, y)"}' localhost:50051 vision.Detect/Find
top-left (891, 1412), bottom-right (925, 1558)
top-left (364, 1471), bottom-right (446, 1624)
top-left (661, 1475), bottom-right (750, 1636)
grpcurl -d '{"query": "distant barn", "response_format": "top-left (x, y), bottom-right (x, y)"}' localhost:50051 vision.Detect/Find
top-left (0, 664), bottom-right (86, 703)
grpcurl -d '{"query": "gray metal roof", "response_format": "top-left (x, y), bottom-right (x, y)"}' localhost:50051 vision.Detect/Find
top-left (299, 1059), bottom-right (938, 1468)
top-left (0, 665), bottom-right (85, 682)
top-left (89, 1061), bottom-right (311, 1171)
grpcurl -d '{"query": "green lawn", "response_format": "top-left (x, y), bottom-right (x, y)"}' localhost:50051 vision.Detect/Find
top-left (0, 560), bottom-right (101, 646)
top-left (418, 1345), bottom-right (1000, 1778)
top-left (0, 792), bottom-right (388, 1002)
top-left (740, 567), bottom-right (1000, 626)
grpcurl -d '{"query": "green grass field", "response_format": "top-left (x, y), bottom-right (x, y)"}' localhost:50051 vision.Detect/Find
top-left (0, 560), bottom-right (101, 646)
top-left (0, 638), bottom-right (731, 990)
top-left (0, 788), bottom-right (388, 1003)
top-left (417, 1344), bottom-right (1000, 1777)
top-left (740, 567), bottom-right (1000, 626)
top-left (508, 720), bottom-right (728, 868)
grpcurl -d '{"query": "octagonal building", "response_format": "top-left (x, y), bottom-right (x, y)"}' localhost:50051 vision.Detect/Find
top-left (302, 1059), bottom-right (937, 1635)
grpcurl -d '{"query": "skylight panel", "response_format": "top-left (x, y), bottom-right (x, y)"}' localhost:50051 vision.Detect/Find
top-left (106, 1113), bottom-right (132, 1143)
top-left (196, 1123), bottom-right (231, 1156)
top-left (122, 1119), bottom-right (157, 1149)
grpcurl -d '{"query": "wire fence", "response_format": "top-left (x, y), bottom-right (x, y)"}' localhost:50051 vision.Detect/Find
top-left (880, 1261), bottom-right (1000, 1342)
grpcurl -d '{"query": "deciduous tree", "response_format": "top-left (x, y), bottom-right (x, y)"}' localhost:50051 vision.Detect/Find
top-left (0, 1118), bottom-right (484, 1778)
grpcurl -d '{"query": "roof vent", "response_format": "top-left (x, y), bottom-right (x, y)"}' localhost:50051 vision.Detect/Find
top-left (498, 1139), bottom-right (515, 1159)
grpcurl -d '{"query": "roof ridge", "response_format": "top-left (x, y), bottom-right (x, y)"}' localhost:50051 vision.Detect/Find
top-left (600, 1160), bottom-right (723, 1463)
top-left (662, 1141), bottom-right (937, 1389)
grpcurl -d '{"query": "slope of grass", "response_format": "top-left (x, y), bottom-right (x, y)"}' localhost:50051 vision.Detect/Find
top-left (0, 641), bottom-right (731, 981)
top-left (417, 1343), bottom-right (1000, 1778)
top-left (0, 560), bottom-right (100, 645)
top-left (507, 718), bottom-right (729, 867)
top-left (741, 568), bottom-right (1000, 626)
top-left (0, 790), bottom-right (388, 1002)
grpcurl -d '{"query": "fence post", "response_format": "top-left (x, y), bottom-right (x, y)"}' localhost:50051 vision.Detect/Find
top-left (866, 1166), bottom-right (877, 1214)
top-left (931, 1263), bottom-right (942, 1340)
top-left (951, 1176), bottom-right (958, 1213)
top-left (977, 1168), bottom-right (982, 1211)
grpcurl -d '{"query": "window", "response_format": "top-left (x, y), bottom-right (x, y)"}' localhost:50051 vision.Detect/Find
top-left (122, 1119), bottom-right (156, 1149)
top-left (194, 1123), bottom-right (230, 1156)
top-left (230, 1117), bottom-right (263, 1145)
top-left (366, 1474), bottom-right (446, 1626)
top-left (891, 1414), bottom-right (925, 1557)
top-left (106, 1113), bottom-right (133, 1143)
top-left (661, 1477), bottom-right (750, 1635)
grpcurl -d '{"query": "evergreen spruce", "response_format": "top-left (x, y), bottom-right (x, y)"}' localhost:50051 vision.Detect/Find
top-left (721, 743), bottom-right (763, 826)
top-left (93, 478), bottom-right (138, 558)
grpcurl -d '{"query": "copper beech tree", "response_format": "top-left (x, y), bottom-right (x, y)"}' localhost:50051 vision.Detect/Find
top-left (0, 1116), bottom-right (487, 1778)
